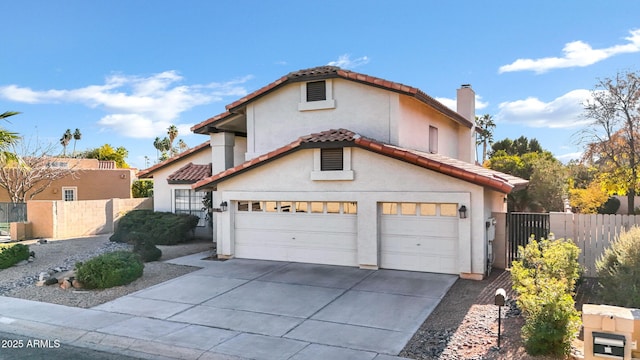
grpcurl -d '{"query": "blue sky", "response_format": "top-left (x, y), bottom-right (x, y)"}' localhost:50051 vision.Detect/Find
top-left (1, 1), bottom-right (639, 169)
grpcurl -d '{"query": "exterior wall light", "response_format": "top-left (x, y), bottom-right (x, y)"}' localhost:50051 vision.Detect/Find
top-left (212, 201), bottom-right (228, 212)
top-left (458, 205), bottom-right (467, 219)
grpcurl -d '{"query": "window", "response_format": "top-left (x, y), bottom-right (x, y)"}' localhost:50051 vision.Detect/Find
top-left (298, 80), bottom-right (336, 111)
top-left (321, 148), bottom-right (343, 171)
top-left (174, 189), bottom-right (207, 226)
top-left (419, 203), bottom-right (437, 216)
top-left (429, 126), bottom-right (438, 153)
top-left (343, 202), bottom-right (357, 214)
top-left (326, 202), bottom-right (341, 214)
top-left (382, 203), bottom-right (398, 215)
top-left (440, 203), bottom-right (458, 217)
top-left (265, 201), bottom-right (277, 212)
top-left (306, 81), bottom-right (326, 102)
top-left (62, 187), bottom-right (77, 201)
top-left (401, 203), bottom-right (417, 215)
top-left (295, 202), bottom-right (309, 213)
top-left (280, 201), bottom-right (293, 212)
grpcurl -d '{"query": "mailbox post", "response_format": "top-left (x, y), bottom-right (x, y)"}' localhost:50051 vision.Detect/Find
top-left (495, 288), bottom-right (506, 348)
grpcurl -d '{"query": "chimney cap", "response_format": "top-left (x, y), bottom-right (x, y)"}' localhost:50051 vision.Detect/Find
top-left (461, 84), bottom-right (472, 88)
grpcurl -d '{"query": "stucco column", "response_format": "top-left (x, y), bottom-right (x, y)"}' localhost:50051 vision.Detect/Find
top-left (211, 132), bottom-right (235, 174)
top-left (357, 198), bottom-right (379, 269)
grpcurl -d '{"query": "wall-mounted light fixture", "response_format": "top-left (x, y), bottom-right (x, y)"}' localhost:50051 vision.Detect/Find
top-left (458, 205), bottom-right (468, 219)
top-left (212, 201), bottom-right (228, 212)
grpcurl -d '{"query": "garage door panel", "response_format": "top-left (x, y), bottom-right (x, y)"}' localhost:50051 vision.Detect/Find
top-left (236, 213), bottom-right (356, 233)
top-left (380, 235), bottom-right (457, 256)
top-left (381, 217), bottom-right (457, 237)
top-left (382, 253), bottom-right (457, 274)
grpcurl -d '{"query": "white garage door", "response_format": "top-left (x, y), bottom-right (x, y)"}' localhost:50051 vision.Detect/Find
top-left (380, 202), bottom-right (458, 274)
top-left (234, 201), bottom-right (358, 266)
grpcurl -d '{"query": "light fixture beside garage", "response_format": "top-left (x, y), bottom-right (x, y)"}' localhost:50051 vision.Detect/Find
top-left (212, 201), bottom-right (228, 212)
top-left (458, 205), bottom-right (468, 219)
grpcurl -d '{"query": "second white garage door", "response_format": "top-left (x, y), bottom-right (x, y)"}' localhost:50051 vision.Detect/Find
top-left (234, 201), bottom-right (358, 266)
top-left (380, 202), bottom-right (459, 274)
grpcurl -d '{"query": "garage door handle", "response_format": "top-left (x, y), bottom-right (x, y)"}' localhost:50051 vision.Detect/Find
top-left (416, 243), bottom-right (421, 246)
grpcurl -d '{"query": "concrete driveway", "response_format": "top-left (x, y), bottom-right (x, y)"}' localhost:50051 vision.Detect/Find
top-left (91, 255), bottom-right (457, 359)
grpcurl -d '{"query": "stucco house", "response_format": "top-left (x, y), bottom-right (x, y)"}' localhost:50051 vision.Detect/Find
top-left (142, 66), bottom-right (527, 279)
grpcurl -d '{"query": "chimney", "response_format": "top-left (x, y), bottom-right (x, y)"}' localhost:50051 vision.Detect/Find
top-left (456, 84), bottom-right (475, 122)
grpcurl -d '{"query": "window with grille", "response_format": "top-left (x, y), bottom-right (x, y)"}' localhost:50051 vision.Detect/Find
top-left (62, 187), bottom-right (77, 201)
top-left (306, 81), bottom-right (327, 102)
top-left (321, 148), bottom-right (343, 171)
top-left (174, 189), bottom-right (206, 227)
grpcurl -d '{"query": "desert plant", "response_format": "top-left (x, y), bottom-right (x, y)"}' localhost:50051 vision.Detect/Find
top-left (110, 210), bottom-right (199, 245)
top-left (596, 226), bottom-right (640, 307)
top-left (511, 237), bottom-right (582, 356)
top-left (0, 243), bottom-right (30, 269)
top-left (75, 251), bottom-right (143, 289)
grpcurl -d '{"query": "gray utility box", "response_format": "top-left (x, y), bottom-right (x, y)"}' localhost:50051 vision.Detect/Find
top-left (593, 332), bottom-right (626, 359)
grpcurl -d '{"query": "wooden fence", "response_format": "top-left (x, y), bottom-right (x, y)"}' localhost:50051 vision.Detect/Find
top-left (549, 212), bottom-right (640, 277)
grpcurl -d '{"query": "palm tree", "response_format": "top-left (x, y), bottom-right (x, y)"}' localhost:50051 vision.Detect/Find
top-left (177, 139), bottom-right (188, 153)
top-left (72, 128), bottom-right (82, 155)
top-left (153, 137), bottom-right (162, 161)
top-left (0, 111), bottom-right (21, 165)
top-left (60, 129), bottom-right (72, 156)
top-left (167, 125), bottom-right (178, 156)
top-left (475, 114), bottom-right (496, 164)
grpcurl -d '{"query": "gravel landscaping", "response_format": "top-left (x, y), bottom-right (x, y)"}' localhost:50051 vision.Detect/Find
top-left (0, 235), bottom-right (214, 308)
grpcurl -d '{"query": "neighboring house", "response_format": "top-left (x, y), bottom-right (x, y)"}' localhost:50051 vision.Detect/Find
top-left (144, 65), bottom-right (528, 279)
top-left (0, 158), bottom-right (136, 202)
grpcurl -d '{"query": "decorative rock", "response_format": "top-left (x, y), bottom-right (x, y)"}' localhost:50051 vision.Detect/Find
top-left (37, 239), bottom-right (47, 244)
top-left (27, 256), bottom-right (34, 262)
top-left (38, 272), bottom-right (49, 281)
top-left (72, 279), bottom-right (83, 289)
top-left (29, 251), bottom-right (35, 258)
top-left (60, 279), bottom-right (72, 290)
top-left (44, 277), bottom-right (58, 286)
top-left (35, 280), bottom-right (46, 286)
top-left (53, 267), bottom-right (62, 273)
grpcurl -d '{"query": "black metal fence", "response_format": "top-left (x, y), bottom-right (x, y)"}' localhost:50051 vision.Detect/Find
top-left (508, 212), bottom-right (550, 264)
top-left (0, 203), bottom-right (27, 235)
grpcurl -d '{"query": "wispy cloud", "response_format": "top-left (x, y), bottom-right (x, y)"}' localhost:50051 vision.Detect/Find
top-left (327, 54), bottom-right (370, 69)
top-left (496, 89), bottom-right (592, 128)
top-left (0, 71), bottom-right (251, 138)
top-left (499, 29), bottom-right (640, 74)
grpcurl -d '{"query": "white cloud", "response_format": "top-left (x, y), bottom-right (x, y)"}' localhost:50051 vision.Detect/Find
top-left (327, 54), bottom-right (370, 69)
top-left (499, 29), bottom-right (640, 74)
top-left (556, 151), bottom-right (583, 163)
top-left (0, 71), bottom-right (251, 138)
top-left (496, 89), bottom-right (592, 128)
top-left (436, 94), bottom-right (489, 112)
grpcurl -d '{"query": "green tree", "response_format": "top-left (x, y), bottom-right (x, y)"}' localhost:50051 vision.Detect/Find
top-left (60, 129), bottom-right (72, 156)
top-left (80, 144), bottom-right (129, 168)
top-left (475, 114), bottom-right (495, 164)
top-left (132, 180), bottom-right (153, 198)
top-left (0, 111), bottom-right (21, 165)
top-left (490, 136), bottom-right (543, 157)
top-left (72, 128), bottom-right (82, 155)
top-left (580, 70), bottom-right (640, 214)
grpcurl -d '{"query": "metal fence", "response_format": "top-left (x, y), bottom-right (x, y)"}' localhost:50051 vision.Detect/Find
top-left (507, 212), bottom-right (550, 264)
top-left (0, 202), bottom-right (27, 235)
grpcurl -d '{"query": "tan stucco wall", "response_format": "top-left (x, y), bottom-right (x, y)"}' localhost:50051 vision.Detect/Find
top-left (26, 197), bottom-right (152, 239)
top-left (0, 169), bottom-right (135, 202)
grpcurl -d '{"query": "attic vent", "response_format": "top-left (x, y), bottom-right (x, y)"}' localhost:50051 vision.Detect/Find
top-left (321, 148), bottom-right (343, 171)
top-left (306, 81), bottom-right (327, 102)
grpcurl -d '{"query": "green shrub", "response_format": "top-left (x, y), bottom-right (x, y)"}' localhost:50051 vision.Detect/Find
top-left (598, 196), bottom-right (620, 214)
top-left (130, 232), bottom-right (162, 262)
top-left (596, 226), bottom-right (640, 307)
top-left (110, 210), bottom-right (199, 245)
top-left (0, 243), bottom-right (30, 269)
top-left (511, 237), bottom-right (582, 356)
top-left (75, 251), bottom-right (144, 289)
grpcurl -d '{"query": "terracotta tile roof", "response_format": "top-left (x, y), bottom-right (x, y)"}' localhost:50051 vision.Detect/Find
top-left (137, 141), bottom-right (210, 178)
top-left (191, 66), bottom-right (473, 134)
top-left (167, 162), bottom-right (212, 184)
top-left (193, 129), bottom-right (528, 194)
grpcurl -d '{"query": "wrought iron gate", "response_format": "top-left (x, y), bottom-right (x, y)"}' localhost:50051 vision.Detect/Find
top-left (508, 212), bottom-right (550, 264)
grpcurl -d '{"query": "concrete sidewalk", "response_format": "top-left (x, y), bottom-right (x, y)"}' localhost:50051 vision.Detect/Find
top-left (0, 253), bottom-right (457, 360)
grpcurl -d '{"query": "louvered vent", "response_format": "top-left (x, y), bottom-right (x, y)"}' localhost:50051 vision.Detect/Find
top-left (306, 81), bottom-right (326, 102)
top-left (321, 148), bottom-right (343, 171)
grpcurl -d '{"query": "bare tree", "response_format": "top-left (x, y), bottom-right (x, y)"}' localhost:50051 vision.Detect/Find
top-left (580, 70), bottom-right (640, 214)
top-left (0, 139), bottom-right (77, 203)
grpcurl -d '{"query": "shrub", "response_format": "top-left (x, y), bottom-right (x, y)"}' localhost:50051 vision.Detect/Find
top-left (598, 196), bottom-right (620, 214)
top-left (596, 226), bottom-right (640, 307)
top-left (130, 232), bottom-right (162, 262)
top-left (0, 243), bottom-right (30, 269)
top-left (110, 210), bottom-right (200, 245)
top-left (75, 251), bottom-right (143, 289)
top-left (511, 237), bottom-right (582, 356)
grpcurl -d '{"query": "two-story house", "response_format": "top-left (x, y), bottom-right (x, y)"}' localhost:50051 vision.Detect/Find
top-left (140, 66), bottom-right (527, 279)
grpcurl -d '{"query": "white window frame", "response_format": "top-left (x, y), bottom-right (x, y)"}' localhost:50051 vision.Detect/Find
top-left (311, 147), bottom-right (354, 181)
top-left (429, 125), bottom-right (438, 153)
top-left (62, 187), bottom-right (77, 201)
top-left (173, 189), bottom-right (207, 227)
top-left (298, 79), bottom-right (336, 111)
